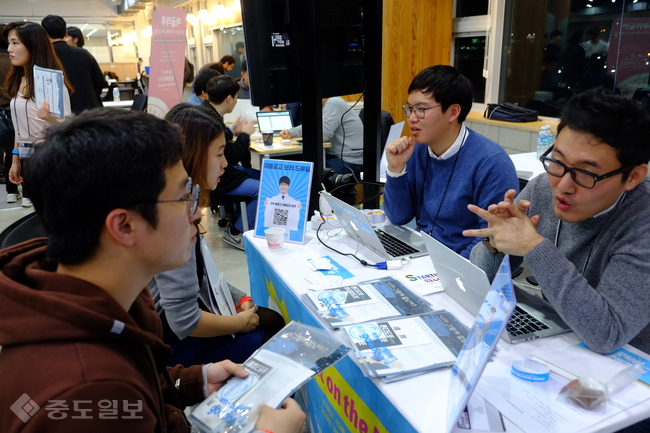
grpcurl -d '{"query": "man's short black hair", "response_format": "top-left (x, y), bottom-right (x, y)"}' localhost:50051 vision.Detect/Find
top-left (220, 55), bottom-right (235, 65)
top-left (41, 15), bottom-right (67, 40)
top-left (279, 176), bottom-right (290, 185)
top-left (408, 65), bottom-right (474, 123)
top-left (235, 41), bottom-right (245, 50)
top-left (193, 69), bottom-right (220, 97)
top-left (241, 61), bottom-right (247, 73)
top-left (27, 109), bottom-right (183, 266)
top-left (558, 87), bottom-right (650, 181)
top-left (550, 30), bottom-right (563, 39)
top-left (206, 75), bottom-right (239, 105)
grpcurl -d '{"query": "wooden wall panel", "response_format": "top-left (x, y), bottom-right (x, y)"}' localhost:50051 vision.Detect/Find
top-left (381, 0), bottom-right (453, 124)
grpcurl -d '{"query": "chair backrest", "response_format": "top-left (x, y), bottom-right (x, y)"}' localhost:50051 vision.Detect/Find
top-left (131, 94), bottom-right (148, 111)
top-left (0, 213), bottom-right (48, 250)
top-left (358, 108), bottom-right (395, 150)
top-left (118, 87), bottom-right (135, 101)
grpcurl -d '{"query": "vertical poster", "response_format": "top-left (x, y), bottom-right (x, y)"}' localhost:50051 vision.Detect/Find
top-left (254, 159), bottom-right (313, 244)
top-left (148, 6), bottom-right (187, 118)
top-left (608, 18), bottom-right (650, 97)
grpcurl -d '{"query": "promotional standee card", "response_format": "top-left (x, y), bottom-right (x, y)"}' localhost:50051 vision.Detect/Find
top-left (254, 159), bottom-right (313, 244)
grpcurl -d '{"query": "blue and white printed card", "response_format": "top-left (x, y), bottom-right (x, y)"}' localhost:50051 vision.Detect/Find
top-left (254, 159), bottom-right (313, 244)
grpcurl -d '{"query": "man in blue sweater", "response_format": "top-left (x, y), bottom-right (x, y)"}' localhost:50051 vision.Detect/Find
top-left (384, 65), bottom-right (518, 258)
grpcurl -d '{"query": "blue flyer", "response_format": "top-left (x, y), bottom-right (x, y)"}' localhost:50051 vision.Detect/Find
top-left (307, 256), bottom-right (354, 279)
top-left (254, 159), bottom-right (313, 244)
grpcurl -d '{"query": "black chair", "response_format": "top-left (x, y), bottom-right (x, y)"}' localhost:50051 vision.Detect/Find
top-left (130, 94), bottom-right (148, 111)
top-left (118, 87), bottom-right (135, 101)
top-left (358, 108), bottom-right (395, 150)
top-left (0, 213), bottom-right (48, 249)
top-left (210, 194), bottom-right (252, 232)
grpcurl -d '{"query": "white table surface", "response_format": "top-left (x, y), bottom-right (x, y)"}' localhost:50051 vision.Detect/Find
top-left (244, 228), bottom-right (650, 433)
top-left (509, 151), bottom-right (545, 180)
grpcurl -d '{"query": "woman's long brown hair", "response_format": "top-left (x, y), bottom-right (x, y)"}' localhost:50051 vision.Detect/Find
top-left (2, 21), bottom-right (74, 100)
top-left (164, 103), bottom-right (227, 207)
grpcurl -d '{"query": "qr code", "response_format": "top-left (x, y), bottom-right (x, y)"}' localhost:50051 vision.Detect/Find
top-left (273, 208), bottom-right (289, 226)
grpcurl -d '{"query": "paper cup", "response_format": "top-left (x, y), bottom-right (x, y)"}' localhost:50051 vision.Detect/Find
top-left (262, 132), bottom-right (274, 147)
top-left (264, 227), bottom-right (285, 250)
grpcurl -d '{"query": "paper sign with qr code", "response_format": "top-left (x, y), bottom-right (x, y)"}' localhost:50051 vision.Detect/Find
top-left (254, 159), bottom-right (313, 244)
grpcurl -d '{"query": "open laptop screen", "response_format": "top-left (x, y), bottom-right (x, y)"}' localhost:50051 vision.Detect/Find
top-left (446, 256), bottom-right (516, 433)
top-left (256, 111), bottom-right (293, 133)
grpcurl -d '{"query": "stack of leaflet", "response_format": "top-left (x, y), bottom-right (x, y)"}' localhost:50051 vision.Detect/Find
top-left (342, 312), bottom-right (469, 382)
top-left (304, 277), bottom-right (469, 382)
top-left (303, 276), bottom-right (434, 327)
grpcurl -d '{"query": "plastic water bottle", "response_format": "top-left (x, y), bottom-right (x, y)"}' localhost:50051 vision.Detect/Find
top-left (537, 125), bottom-right (554, 160)
top-left (112, 87), bottom-right (120, 102)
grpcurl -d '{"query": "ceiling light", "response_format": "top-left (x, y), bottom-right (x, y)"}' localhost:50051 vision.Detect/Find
top-left (186, 13), bottom-right (199, 26)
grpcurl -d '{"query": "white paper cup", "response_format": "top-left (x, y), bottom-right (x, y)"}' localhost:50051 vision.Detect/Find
top-left (264, 227), bottom-right (285, 250)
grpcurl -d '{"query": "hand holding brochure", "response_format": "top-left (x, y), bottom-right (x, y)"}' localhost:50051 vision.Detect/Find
top-left (33, 66), bottom-right (65, 119)
top-left (304, 277), bottom-right (434, 327)
top-left (191, 321), bottom-right (350, 433)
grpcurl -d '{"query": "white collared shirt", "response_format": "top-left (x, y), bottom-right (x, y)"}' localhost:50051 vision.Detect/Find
top-left (386, 124), bottom-right (467, 177)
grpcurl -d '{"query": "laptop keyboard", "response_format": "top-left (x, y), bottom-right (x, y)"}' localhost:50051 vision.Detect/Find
top-left (375, 229), bottom-right (420, 258)
top-left (506, 306), bottom-right (550, 336)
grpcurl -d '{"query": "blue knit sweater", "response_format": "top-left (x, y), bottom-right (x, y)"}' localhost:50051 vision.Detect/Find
top-left (384, 129), bottom-right (519, 258)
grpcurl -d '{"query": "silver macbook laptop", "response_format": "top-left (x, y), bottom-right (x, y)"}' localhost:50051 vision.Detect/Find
top-left (256, 111), bottom-right (293, 135)
top-left (421, 232), bottom-right (571, 344)
top-left (320, 192), bottom-right (427, 260)
top-left (447, 255), bottom-right (515, 433)
top-left (223, 98), bottom-right (259, 123)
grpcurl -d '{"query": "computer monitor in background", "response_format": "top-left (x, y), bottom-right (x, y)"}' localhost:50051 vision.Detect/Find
top-left (241, 0), bottom-right (365, 107)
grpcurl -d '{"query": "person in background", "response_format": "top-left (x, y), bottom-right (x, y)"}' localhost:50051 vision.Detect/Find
top-left (234, 41), bottom-right (246, 65)
top-left (0, 107), bottom-right (305, 433)
top-left (150, 103), bottom-right (285, 367)
top-left (465, 88), bottom-right (650, 358)
top-left (238, 61), bottom-right (250, 99)
top-left (201, 75), bottom-right (258, 250)
top-left (582, 25), bottom-right (609, 58)
top-left (230, 41), bottom-right (246, 77)
top-left (0, 23), bottom-right (20, 204)
top-left (382, 65), bottom-right (519, 259)
top-left (560, 29), bottom-right (586, 90)
top-left (182, 57), bottom-right (195, 102)
top-left (3, 21), bottom-right (73, 208)
top-left (186, 68), bottom-right (220, 106)
top-left (41, 15), bottom-right (104, 114)
top-left (220, 55), bottom-right (236, 73)
top-left (280, 97), bottom-right (365, 179)
top-left (64, 26), bottom-right (84, 47)
top-left (544, 30), bottom-right (562, 56)
top-left (198, 55), bottom-right (236, 77)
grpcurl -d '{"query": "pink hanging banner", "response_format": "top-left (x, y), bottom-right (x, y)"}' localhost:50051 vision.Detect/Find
top-left (608, 17), bottom-right (650, 97)
top-left (147, 6), bottom-right (187, 117)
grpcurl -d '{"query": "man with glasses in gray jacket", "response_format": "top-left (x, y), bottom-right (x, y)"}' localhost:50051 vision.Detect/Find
top-left (465, 88), bottom-right (650, 356)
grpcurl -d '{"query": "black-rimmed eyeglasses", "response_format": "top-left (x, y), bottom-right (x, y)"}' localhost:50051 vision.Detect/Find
top-left (540, 147), bottom-right (632, 189)
top-left (142, 178), bottom-right (200, 214)
top-left (402, 103), bottom-right (441, 119)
